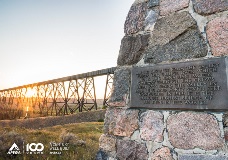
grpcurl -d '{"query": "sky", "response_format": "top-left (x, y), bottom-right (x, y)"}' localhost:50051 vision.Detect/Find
top-left (0, 0), bottom-right (134, 98)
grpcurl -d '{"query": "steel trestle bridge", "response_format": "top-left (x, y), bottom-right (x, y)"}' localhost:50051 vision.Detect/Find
top-left (0, 67), bottom-right (116, 119)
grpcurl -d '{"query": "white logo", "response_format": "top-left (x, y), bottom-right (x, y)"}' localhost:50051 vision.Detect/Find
top-left (7, 143), bottom-right (21, 155)
top-left (26, 143), bottom-right (44, 154)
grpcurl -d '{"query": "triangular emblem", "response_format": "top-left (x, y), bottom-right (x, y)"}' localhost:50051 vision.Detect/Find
top-left (7, 143), bottom-right (21, 154)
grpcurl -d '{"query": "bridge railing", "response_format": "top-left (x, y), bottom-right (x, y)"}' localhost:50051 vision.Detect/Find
top-left (0, 67), bottom-right (116, 119)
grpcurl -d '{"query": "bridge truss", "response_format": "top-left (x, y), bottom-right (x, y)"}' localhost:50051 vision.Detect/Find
top-left (0, 67), bottom-right (116, 119)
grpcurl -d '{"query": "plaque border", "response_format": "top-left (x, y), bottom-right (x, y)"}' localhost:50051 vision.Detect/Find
top-left (130, 57), bottom-right (228, 110)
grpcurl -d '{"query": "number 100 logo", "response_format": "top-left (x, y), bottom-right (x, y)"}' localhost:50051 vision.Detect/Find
top-left (26, 143), bottom-right (44, 153)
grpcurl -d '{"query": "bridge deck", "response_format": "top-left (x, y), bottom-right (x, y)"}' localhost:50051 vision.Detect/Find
top-left (0, 67), bottom-right (116, 91)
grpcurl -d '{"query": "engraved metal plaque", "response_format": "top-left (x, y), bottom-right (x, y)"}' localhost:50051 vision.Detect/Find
top-left (130, 57), bottom-right (228, 110)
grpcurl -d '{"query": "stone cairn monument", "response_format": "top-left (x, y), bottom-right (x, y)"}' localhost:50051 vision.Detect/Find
top-left (97, 0), bottom-right (228, 159)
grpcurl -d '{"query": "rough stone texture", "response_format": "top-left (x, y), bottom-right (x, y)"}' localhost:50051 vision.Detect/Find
top-left (116, 140), bottom-right (148, 160)
top-left (113, 109), bottom-right (139, 137)
top-left (192, 0), bottom-right (228, 15)
top-left (117, 34), bottom-right (150, 66)
top-left (134, 0), bottom-right (149, 5)
top-left (99, 134), bottom-right (116, 153)
top-left (103, 107), bottom-right (122, 134)
top-left (179, 154), bottom-right (228, 160)
top-left (224, 127), bottom-right (228, 142)
top-left (207, 17), bottom-right (228, 56)
top-left (108, 67), bottom-right (131, 107)
top-left (104, 108), bottom-right (139, 137)
top-left (100, 0), bottom-right (228, 158)
top-left (139, 110), bottom-right (164, 142)
top-left (95, 150), bottom-right (108, 160)
top-left (144, 26), bottom-right (208, 63)
top-left (149, 12), bottom-right (196, 47)
top-left (160, 0), bottom-right (189, 16)
top-left (223, 112), bottom-right (228, 127)
top-left (148, 0), bottom-right (159, 8)
top-left (147, 0), bottom-right (159, 8)
top-left (167, 112), bottom-right (224, 150)
top-left (144, 12), bottom-right (207, 64)
top-left (124, 2), bottom-right (147, 35)
top-left (144, 10), bottom-right (159, 31)
top-left (151, 147), bottom-right (174, 160)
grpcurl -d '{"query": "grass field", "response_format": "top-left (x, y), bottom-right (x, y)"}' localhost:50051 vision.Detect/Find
top-left (0, 122), bottom-right (104, 160)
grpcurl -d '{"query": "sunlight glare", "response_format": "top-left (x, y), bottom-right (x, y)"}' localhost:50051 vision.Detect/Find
top-left (26, 88), bottom-right (36, 97)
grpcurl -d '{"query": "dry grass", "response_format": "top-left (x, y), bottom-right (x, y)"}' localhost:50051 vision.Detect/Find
top-left (0, 110), bottom-right (106, 129)
top-left (0, 122), bottom-right (104, 160)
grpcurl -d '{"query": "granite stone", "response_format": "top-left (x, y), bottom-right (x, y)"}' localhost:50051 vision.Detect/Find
top-left (99, 134), bottom-right (116, 153)
top-left (192, 0), bottom-right (228, 15)
top-left (223, 113), bottom-right (228, 127)
top-left (104, 108), bottom-right (139, 137)
top-left (124, 2), bottom-right (147, 35)
top-left (103, 107), bottom-right (122, 134)
top-left (144, 12), bottom-right (207, 64)
top-left (140, 110), bottom-right (164, 141)
top-left (116, 140), bottom-right (148, 160)
top-left (117, 34), bottom-right (150, 66)
top-left (160, 0), bottom-right (189, 16)
top-left (148, 0), bottom-right (159, 8)
top-left (224, 127), bottom-right (228, 142)
top-left (108, 67), bottom-right (131, 107)
top-left (149, 12), bottom-right (196, 47)
top-left (134, 0), bottom-right (149, 5)
top-left (113, 109), bottom-right (139, 137)
top-left (151, 147), bottom-right (174, 160)
top-left (207, 17), bottom-right (228, 56)
top-left (179, 154), bottom-right (228, 160)
top-left (144, 26), bottom-right (208, 64)
top-left (144, 10), bottom-right (159, 31)
top-left (167, 112), bottom-right (224, 150)
top-left (95, 150), bottom-right (108, 160)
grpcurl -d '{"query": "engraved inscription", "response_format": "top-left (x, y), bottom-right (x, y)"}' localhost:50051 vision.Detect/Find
top-left (135, 63), bottom-right (221, 105)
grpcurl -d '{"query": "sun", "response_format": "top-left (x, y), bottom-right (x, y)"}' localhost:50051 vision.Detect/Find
top-left (26, 88), bottom-right (36, 97)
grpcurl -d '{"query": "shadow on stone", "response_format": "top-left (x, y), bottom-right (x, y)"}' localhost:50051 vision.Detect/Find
top-left (95, 149), bottom-right (108, 160)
